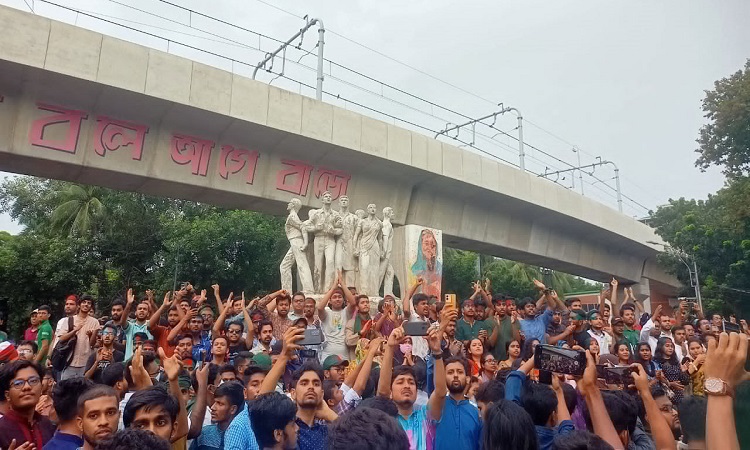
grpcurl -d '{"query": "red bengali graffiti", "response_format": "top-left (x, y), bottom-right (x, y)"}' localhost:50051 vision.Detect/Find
top-left (28, 103), bottom-right (88, 154)
top-left (313, 168), bottom-right (350, 200)
top-left (170, 134), bottom-right (214, 176)
top-left (219, 145), bottom-right (259, 184)
top-left (93, 117), bottom-right (149, 160)
top-left (275, 159), bottom-right (313, 196)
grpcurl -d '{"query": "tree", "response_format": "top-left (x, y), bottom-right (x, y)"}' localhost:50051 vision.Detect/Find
top-left (696, 59), bottom-right (750, 177)
top-left (51, 184), bottom-right (105, 237)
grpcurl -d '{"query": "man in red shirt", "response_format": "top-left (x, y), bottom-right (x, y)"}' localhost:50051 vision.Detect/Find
top-left (0, 360), bottom-right (55, 449)
top-left (148, 294), bottom-right (182, 357)
top-left (23, 310), bottom-right (39, 342)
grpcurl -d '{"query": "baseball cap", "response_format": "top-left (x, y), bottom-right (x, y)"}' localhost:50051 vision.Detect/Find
top-left (571, 309), bottom-right (587, 321)
top-left (252, 353), bottom-right (272, 370)
top-left (293, 317), bottom-right (308, 328)
top-left (30, 309), bottom-right (39, 315)
top-left (322, 355), bottom-right (349, 370)
top-left (587, 310), bottom-right (601, 321)
top-left (612, 317), bottom-right (624, 325)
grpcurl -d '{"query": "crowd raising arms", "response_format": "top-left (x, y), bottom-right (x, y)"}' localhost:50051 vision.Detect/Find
top-left (1, 274), bottom-right (750, 450)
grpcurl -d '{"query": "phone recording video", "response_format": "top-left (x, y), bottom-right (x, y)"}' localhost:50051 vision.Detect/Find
top-left (534, 344), bottom-right (587, 377)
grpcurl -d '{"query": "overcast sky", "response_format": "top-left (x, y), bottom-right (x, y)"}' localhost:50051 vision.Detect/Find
top-left (1, 0), bottom-right (748, 234)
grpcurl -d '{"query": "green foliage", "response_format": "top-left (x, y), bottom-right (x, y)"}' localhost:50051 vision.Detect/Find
top-left (442, 248), bottom-right (599, 302)
top-left (696, 60), bottom-right (750, 177)
top-left (0, 176), bottom-right (286, 339)
top-left (649, 177), bottom-right (750, 317)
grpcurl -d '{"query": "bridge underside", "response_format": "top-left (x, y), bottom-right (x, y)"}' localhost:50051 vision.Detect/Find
top-left (0, 5), bottom-right (679, 296)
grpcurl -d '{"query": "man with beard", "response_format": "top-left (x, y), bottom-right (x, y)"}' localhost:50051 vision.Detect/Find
top-left (489, 295), bottom-right (521, 361)
top-left (149, 293), bottom-right (182, 358)
top-left (378, 310), bottom-right (451, 450)
top-left (345, 294), bottom-right (376, 354)
top-left (651, 387), bottom-right (682, 441)
top-left (76, 385), bottom-right (121, 450)
top-left (249, 393), bottom-right (299, 450)
top-left (251, 320), bottom-right (275, 355)
top-left (455, 299), bottom-right (493, 346)
top-left (260, 328), bottom-right (337, 450)
top-left (119, 289), bottom-right (154, 360)
top-left (44, 378), bottom-right (94, 450)
top-left (434, 355), bottom-right (481, 450)
top-left (618, 303), bottom-right (640, 352)
top-left (170, 309), bottom-right (211, 364)
top-left (56, 295), bottom-right (100, 380)
top-left (317, 273), bottom-right (357, 361)
top-left (84, 324), bottom-right (124, 383)
top-left (107, 298), bottom-right (127, 353)
top-left (263, 293), bottom-right (294, 340)
top-left (0, 360), bottom-right (55, 449)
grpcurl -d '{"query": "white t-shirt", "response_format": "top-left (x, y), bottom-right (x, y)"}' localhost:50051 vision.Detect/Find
top-left (320, 307), bottom-right (352, 360)
top-left (408, 314), bottom-right (430, 359)
top-left (588, 329), bottom-right (612, 355)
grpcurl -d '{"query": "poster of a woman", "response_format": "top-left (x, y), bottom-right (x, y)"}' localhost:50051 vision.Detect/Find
top-left (409, 228), bottom-right (442, 298)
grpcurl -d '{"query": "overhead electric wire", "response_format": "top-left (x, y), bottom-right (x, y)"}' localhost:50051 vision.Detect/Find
top-left (35, 0), bottom-right (646, 214)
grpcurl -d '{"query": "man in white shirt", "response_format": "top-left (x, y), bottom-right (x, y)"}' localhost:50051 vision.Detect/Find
top-left (55, 295), bottom-right (100, 380)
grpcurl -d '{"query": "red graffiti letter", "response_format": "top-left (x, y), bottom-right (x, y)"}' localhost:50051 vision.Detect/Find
top-left (28, 103), bottom-right (88, 154)
top-left (276, 159), bottom-right (313, 196)
top-left (219, 145), bottom-right (259, 185)
top-left (171, 134), bottom-right (214, 176)
top-left (314, 168), bottom-right (351, 200)
top-left (93, 117), bottom-right (149, 160)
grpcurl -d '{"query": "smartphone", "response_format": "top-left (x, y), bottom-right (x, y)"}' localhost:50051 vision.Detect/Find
top-left (404, 321), bottom-right (431, 336)
top-left (603, 366), bottom-right (636, 386)
top-left (534, 344), bottom-right (587, 377)
top-left (538, 370), bottom-right (553, 385)
top-left (195, 349), bottom-right (206, 370)
top-left (444, 294), bottom-right (457, 310)
top-left (298, 328), bottom-right (323, 346)
top-left (723, 320), bottom-right (741, 333)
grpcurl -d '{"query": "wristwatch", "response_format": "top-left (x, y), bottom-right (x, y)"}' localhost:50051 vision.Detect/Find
top-left (704, 377), bottom-right (733, 397)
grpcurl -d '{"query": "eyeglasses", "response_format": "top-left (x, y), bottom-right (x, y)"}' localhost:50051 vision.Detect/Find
top-left (483, 359), bottom-right (496, 364)
top-left (226, 329), bottom-right (241, 334)
top-left (11, 376), bottom-right (41, 390)
top-left (101, 331), bottom-right (115, 336)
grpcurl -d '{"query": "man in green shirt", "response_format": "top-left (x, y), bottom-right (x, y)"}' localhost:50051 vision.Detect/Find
top-left (488, 295), bottom-right (521, 361)
top-left (619, 303), bottom-right (640, 354)
top-left (35, 304), bottom-right (54, 365)
top-left (455, 299), bottom-right (494, 345)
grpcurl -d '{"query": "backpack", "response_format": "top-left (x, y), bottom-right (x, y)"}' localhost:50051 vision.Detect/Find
top-left (50, 316), bottom-right (77, 371)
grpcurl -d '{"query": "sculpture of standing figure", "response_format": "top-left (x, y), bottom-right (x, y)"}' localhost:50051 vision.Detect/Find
top-left (353, 204), bottom-right (383, 296)
top-left (335, 195), bottom-right (359, 289)
top-left (308, 191), bottom-right (343, 293)
top-left (378, 207), bottom-right (396, 297)
top-left (279, 198), bottom-right (314, 293)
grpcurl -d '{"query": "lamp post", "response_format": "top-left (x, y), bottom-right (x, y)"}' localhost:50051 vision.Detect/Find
top-left (648, 241), bottom-right (702, 311)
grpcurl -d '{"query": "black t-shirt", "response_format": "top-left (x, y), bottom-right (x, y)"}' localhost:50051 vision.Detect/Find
top-left (228, 342), bottom-right (250, 365)
top-left (572, 330), bottom-right (591, 348)
top-left (84, 349), bottom-right (125, 383)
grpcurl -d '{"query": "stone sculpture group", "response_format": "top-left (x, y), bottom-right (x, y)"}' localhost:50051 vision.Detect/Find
top-left (279, 191), bottom-right (395, 297)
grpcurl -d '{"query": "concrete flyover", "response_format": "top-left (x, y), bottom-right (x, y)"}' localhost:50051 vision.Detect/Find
top-left (0, 5), bottom-right (678, 297)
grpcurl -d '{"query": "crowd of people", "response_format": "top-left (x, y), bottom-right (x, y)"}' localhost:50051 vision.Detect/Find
top-left (0, 274), bottom-right (748, 450)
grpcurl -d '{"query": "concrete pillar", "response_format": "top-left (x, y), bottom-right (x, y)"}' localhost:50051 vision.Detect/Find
top-left (391, 224), bottom-right (444, 302)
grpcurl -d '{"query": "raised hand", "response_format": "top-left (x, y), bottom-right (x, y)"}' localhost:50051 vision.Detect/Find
top-left (159, 347), bottom-right (183, 381)
top-left (532, 279), bottom-right (546, 290)
top-left (705, 331), bottom-right (750, 390)
top-left (212, 284), bottom-right (220, 294)
top-left (427, 326), bottom-right (442, 353)
top-left (281, 326), bottom-right (305, 357)
top-left (163, 291), bottom-right (172, 306)
top-left (631, 363), bottom-right (649, 393)
top-left (198, 289), bottom-right (207, 304)
top-left (127, 288), bottom-right (135, 305)
top-left (145, 289), bottom-right (154, 301)
top-left (388, 323), bottom-right (407, 347)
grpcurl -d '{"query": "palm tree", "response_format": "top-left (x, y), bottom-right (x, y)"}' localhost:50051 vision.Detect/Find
top-left (51, 185), bottom-right (105, 237)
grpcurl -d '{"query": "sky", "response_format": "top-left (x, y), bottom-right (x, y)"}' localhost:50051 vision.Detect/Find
top-left (1, 0), bottom-right (748, 234)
